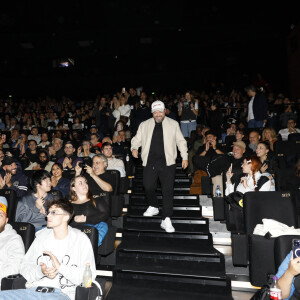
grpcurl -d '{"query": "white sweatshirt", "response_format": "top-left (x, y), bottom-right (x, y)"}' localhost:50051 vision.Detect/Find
top-left (0, 224), bottom-right (25, 289)
top-left (20, 226), bottom-right (96, 300)
top-left (225, 172), bottom-right (274, 196)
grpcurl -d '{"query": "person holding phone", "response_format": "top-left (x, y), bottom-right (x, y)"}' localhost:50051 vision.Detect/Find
top-left (277, 240), bottom-right (300, 299)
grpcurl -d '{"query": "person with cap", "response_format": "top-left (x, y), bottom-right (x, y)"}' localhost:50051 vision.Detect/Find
top-left (207, 141), bottom-right (247, 196)
top-left (57, 141), bottom-right (82, 170)
top-left (131, 100), bottom-right (188, 233)
top-left (0, 196), bottom-right (25, 289)
top-left (0, 156), bottom-right (29, 198)
top-left (245, 84), bottom-right (268, 129)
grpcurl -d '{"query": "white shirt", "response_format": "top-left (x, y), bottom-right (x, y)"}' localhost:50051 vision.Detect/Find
top-left (107, 157), bottom-right (126, 177)
top-left (248, 96), bottom-right (255, 121)
top-left (278, 128), bottom-right (300, 141)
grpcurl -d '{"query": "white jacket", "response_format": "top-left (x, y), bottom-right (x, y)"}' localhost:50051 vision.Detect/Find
top-left (0, 224), bottom-right (25, 288)
top-left (20, 226), bottom-right (96, 300)
top-left (254, 219), bottom-right (300, 237)
top-left (225, 172), bottom-right (274, 196)
top-left (131, 116), bottom-right (188, 166)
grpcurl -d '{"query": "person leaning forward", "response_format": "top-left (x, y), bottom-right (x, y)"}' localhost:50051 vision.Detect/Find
top-left (131, 100), bottom-right (188, 233)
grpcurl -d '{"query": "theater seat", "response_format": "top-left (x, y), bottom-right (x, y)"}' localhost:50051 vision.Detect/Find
top-left (107, 170), bottom-right (124, 217)
top-left (231, 191), bottom-right (297, 286)
top-left (11, 222), bottom-right (35, 253)
top-left (71, 224), bottom-right (98, 263)
top-left (0, 189), bottom-right (18, 222)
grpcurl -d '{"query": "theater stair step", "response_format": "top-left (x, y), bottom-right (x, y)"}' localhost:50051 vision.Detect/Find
top-left (129, 194), bottom-right (199, 207)
top-left (123, 216), bottom-right (209, 234)
top-left (132, 186), bottom-right (190, 194)
top-left (127, 206), bottom-right (202, 219)
top-left (106, 271), bottom-right (233, 300)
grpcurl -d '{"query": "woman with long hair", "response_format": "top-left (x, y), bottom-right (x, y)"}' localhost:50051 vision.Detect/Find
top-left (255, 141), bottom-right (276, 174)
top-left (69, 175), bottom-right (109, 225)
top-left (225, 155), bottom-right (274, 196)
top-left (262, 127), bottom-right (277, 151)
top-left (51, 163), bottom-right (70, 199)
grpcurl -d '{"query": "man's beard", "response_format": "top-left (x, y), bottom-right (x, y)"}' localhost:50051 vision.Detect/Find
top-left (39, 159), bottom-right (49, 169)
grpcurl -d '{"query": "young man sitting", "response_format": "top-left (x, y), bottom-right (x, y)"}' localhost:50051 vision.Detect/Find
top-left (15, 170), bottom-right (61, 230)
top-left (0, 199), bottom-right (96, 300)
top-left (0, 196), bottom-right (25, 289)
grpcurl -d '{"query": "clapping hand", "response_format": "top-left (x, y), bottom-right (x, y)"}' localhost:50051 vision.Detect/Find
top-left (240, 176), bottom-right (248, 188)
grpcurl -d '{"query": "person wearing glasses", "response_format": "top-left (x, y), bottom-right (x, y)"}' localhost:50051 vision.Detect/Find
top-left (15, 170), bottom-right (62, 230)
top-left (25, 150), bottom-right (55, 172)
top-left (0, 199), bottom-right (96, 300)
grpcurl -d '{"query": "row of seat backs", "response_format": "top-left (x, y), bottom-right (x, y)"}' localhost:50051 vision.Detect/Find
top-left (10, 221), bottom-right (116, 264)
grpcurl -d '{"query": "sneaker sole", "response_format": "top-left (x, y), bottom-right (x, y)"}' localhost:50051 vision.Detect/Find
top-left (160, 224), bottom-right (175, 233)
top-left (143, 211), bottom-right (159, 217)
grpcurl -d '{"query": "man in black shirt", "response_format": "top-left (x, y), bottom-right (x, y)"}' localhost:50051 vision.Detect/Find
top-left (75, 154), bottom-right (115, 196)
top-left (131, 100), bottom-right (188, 233)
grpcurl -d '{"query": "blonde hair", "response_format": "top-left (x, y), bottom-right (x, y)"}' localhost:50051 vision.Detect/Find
top-left (262, 127), bottom-right (277, 141)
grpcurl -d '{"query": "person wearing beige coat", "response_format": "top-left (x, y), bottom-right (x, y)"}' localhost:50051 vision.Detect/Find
top-left (131, 100), bottom-right (188, 233)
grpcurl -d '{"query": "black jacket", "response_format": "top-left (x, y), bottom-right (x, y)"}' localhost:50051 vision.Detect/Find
top-left (252, 93), bottom-right (268, 121)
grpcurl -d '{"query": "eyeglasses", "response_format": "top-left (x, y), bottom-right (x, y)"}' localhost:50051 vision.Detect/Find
top-left (65, 146), bottom-right (73, 149)
top-left (47, 211), bottom-right (67, 216)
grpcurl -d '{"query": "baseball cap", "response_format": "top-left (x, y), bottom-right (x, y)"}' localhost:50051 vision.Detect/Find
top-left (90, 125), bottom-right (97, 129)
top-left (1, 156), bottom-right (17, 167)
top-left (64, 140), bottom-right (75, 148)
top-left (0, 196), bottom-right (8, 215)
top-left (232, 141), bottom-right (246, 149)
top-left (151, 101), bottom-right (165, 113)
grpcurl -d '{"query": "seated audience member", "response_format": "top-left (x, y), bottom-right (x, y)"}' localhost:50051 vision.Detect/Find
top-left (90, 133), bottom-right (102, 150)
top-left (192, 130), bottom-right (224, 173)
top-left (276, 249), bottom-right (300, 299)
top-left (225, 155), bottom-right (274, 196)
top-left (102, 136), bottom-right (113, 144)
top-left (221, 121), bottom-right (237, 143)
top-left (187, 126), bottom-right (210, 175)
top-left (9, 129), bottom-right (20, 147)
top-left (13, 133), bottom-right (28, 156)
top-left (51, 163), bottom-right (70, 199)
top-left (28, 127), bottom-right (41, 144)
top-left (0, 156), bottom-right (29, 197)
top-left (278, 118), bottom-right (300, 141)
top-left (262, 127), bottom-right (277, 151)
top-left (26, 150), bottom-right (55, 172)
top-left (48, 138), bottom-right (65, 162)
top-left (15, 170), bottom-right (60, 230)
top-left (77, 140), bottom-right (95, 159)
top-left (0, 199), bottom-right (96, 300)
top-left (207, 141), bottom-right (246, 196)
top-left (75, 154), bottom-right (115, 195)
top-left (0, 196), bottom-right (25, 289)
top-left (112, 130), bottom-right (130, 156)
top-left (57, 141), bottom-right (82, 170)
top-left (86, 124), bottom-right (104, 142)
top-left (256, 141), bottom-right (277, 174)
top-left (25, 140), bottom-right (39, 164)
top-left (37, 132), bottom-right (50, 149)
top-left (235, 128), bottom-right (247, 143)
top-left (102, 142), bottom-right (126, 177)
top-left (247, 130), bottom-right (261, 152)
top-left (69, 175), bottom-right (109, 225)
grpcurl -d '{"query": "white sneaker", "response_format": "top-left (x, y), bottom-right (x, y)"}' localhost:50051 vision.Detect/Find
top-left (143, 206), bottom-right (159, 217)
top-left (160, 217), bottom-right (175, 233)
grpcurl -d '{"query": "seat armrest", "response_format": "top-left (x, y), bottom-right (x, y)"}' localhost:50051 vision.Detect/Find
top-left (1, 274), bottom-right (27, 290)
top-left (231, 233), bottom-right (248, 266)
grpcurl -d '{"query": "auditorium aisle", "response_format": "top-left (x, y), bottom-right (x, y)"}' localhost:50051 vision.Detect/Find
top-left (106, 159), bottom-right (234, 300)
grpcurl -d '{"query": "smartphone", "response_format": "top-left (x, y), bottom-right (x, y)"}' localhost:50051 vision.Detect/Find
top-left (36, 286), bottom-right (55, 293)
top-left (293, 239), bottom-right (300, 259)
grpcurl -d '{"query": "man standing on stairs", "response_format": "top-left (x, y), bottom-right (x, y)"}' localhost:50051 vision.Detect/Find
top-left (131, 100), bottom-right (188, 233)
